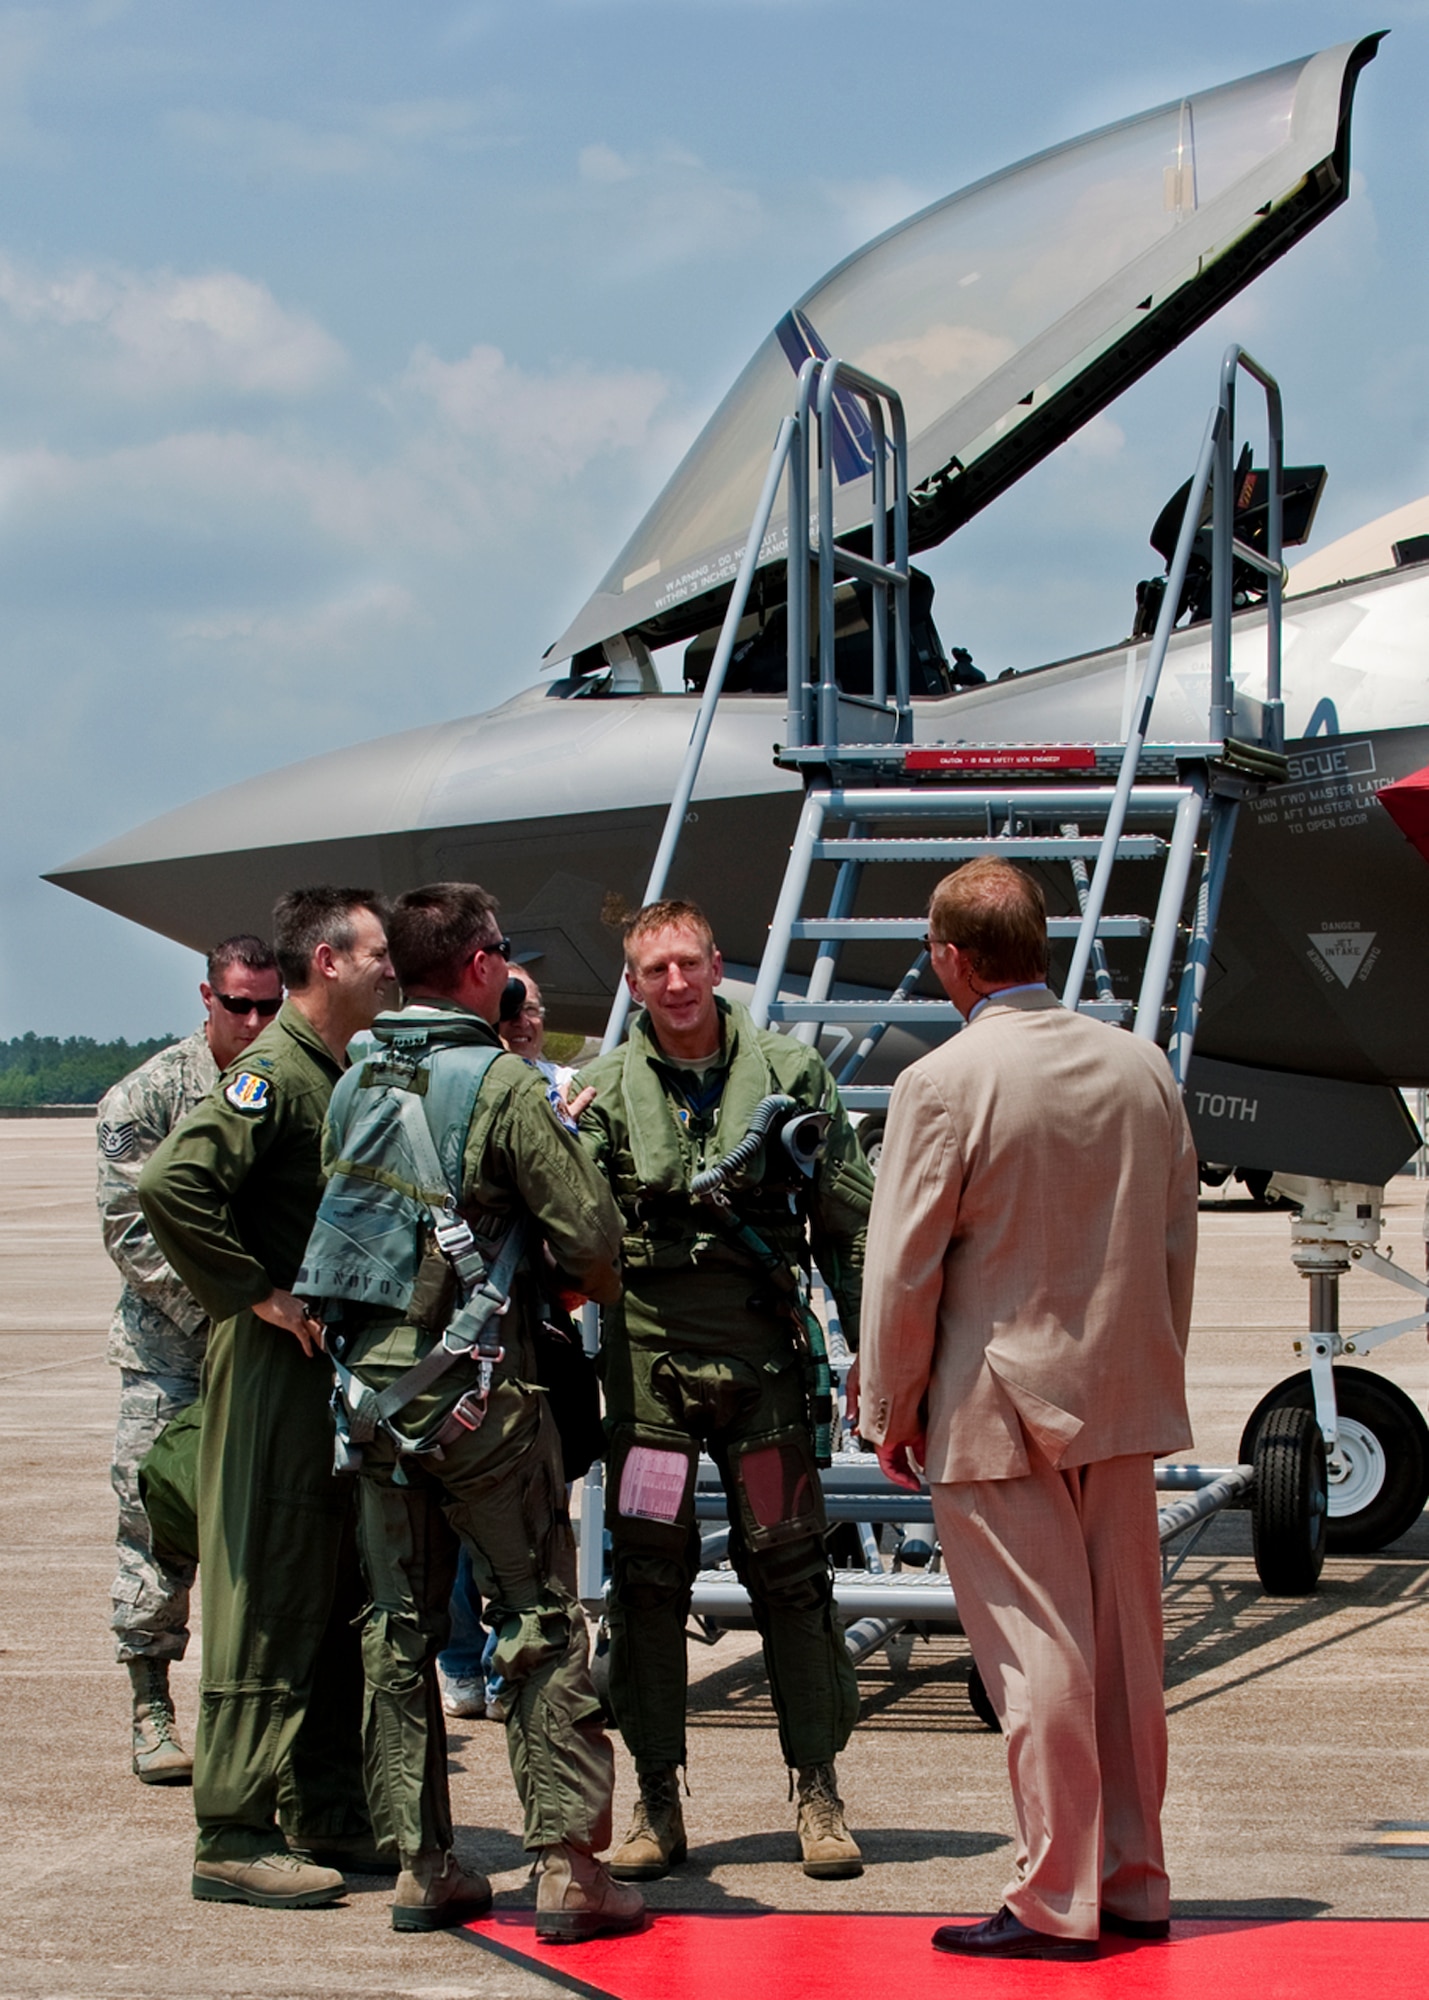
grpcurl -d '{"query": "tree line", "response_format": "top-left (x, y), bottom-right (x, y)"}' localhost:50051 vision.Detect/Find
top-left (0, 1032), bottom-right (178, 1107)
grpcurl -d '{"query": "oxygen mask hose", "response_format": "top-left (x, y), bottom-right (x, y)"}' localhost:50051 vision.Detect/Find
top-left (691, 1094), bottom-right (796, 1198)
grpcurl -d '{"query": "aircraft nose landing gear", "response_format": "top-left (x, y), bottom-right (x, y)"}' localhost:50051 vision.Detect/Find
top-left (1239, 1178), bottom-right (1429, 1553)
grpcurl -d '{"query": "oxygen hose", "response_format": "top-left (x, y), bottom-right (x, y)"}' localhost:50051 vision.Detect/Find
top-left (690, 1094), bottom-right (796, 1196)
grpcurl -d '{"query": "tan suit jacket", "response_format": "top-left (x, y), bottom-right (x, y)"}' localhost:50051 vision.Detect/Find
top-left (860, 988), bottom-right (1197, 1485)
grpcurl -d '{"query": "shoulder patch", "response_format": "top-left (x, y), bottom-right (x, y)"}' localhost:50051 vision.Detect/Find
top-left (99, 1120), bottom-right (137, 1160)
top-left (224, 1072), bottom-right (272, 1115)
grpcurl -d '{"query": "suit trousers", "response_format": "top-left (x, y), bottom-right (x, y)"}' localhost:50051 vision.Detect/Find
top-left (931, 1447), bottom-right (1169, 1940)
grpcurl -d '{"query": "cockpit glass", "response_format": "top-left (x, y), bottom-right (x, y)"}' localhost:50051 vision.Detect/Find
top-left (550, 43), bottom-right (1367, 663)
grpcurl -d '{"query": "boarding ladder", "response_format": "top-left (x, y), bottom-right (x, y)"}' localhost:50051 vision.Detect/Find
top-left (578, 346), bottom-right (1295, 1625)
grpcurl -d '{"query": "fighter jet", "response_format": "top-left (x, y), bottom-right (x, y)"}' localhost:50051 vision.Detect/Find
top-left (50, 33), bottom-right (1420, 1182)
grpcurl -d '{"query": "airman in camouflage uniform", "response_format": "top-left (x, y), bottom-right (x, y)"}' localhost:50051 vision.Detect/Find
top-left (98, 936), bottom-right (282, 1785)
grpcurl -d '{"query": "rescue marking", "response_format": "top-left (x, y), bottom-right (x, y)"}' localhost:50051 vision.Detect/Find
top-left (224, 1072), bottom-right (272, 1113)
top-left (1286, 739), bottom-right (1375, 785)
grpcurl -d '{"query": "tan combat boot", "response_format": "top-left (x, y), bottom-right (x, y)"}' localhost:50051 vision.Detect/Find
top-left (191, 1852), bottom-right (346, 1908)
top-left (128, 1658), bottom-right (193, 1785)
top-left (795, 1761), bottom-right (864, 1879)
top-left (535, 1844), bottom-right (646, 1942)
top-left (609, 1766), bottom-right (686, 1881)
top-left (390, 1849), bottom-right (493, 1933)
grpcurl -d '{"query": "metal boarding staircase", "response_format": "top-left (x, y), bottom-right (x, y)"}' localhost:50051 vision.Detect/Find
top-left (578, 343), bottom-right (1302, 1636)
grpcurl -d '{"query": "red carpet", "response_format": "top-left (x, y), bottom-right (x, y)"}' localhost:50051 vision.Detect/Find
top-left (462, 1910), bottom-right (1426, 2000)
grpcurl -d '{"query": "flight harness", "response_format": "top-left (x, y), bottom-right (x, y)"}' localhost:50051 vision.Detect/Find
top-left (296, 1031), bottom-right (525, 1472)
top-left (690, 1092), bottom-right (837, 1466)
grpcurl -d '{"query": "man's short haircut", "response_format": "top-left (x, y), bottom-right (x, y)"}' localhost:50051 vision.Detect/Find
top-left (388, 883), bottom-right (500, 993)
top-left (272, 887), bottom-right (386, 991)
top-left (622, 899), bottom-right (716, 969)
top-left (206, 934), bottom-right (278, 986)
top-left (928, 859), bottom-right (1048, 984)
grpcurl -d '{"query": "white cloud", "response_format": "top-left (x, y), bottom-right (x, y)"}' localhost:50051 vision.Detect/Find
top-left (0, 256), bottom-right (345, 397)
top-left (579, 141), bottom-right (634, 184)
top-left (169, 95), bottom-right (514, 180)
top-left (174, 578), bottom-right (417, 659)
top-left (405, 341), bottom-right (672, 483)
top-left (1067, 412), bottom-right (1126, 461)
top-left (567, 140), bottom-right (763, 273)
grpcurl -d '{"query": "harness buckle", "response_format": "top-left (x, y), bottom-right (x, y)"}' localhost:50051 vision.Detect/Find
top-left (433, 1210), bottom-right (477, 1261)
top-left (447, 1387), bottom-right (489, 1434)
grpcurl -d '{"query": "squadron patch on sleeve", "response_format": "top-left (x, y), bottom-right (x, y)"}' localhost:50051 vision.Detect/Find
top-left (99, 1121), bottom-right (137, 1160)
top-left (224, 1072), bottom-right (272, 1114)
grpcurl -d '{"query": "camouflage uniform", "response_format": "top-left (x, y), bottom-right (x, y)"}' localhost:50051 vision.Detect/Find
top-left (98, 1028), bottom-right (216, 1664)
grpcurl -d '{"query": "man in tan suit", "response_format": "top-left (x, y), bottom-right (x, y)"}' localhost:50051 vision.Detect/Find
top-left (858, 858), bottom-right (1197, 1961)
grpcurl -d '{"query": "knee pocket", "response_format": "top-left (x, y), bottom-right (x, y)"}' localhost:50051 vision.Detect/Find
top-left (612, 1547), bottom-right (692, 1614)
top-left (728, 1427), bottom-right (826, 1552)
top-left (488, 1602), bottom-right (573, 1687)
top-left (605, 1425), bottom-right (698, 1559)
top-left (737, 1535), bottom-right (834, 1611)
top-left (361, 1606), bottom-right (438, 1693)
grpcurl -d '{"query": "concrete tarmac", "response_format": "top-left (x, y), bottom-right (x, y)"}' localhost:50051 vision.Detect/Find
top-left (2, 1120), bottom-right (1427, 1997)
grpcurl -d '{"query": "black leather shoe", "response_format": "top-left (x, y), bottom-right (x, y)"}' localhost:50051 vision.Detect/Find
top-left (1100, 1909), bottom-right (1170, 1940)
top-left (932, 1907), bottom-right (1097, 1960)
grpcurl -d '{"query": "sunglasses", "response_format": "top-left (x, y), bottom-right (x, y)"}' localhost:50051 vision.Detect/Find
top-left (482, 935), bottom-right (514, 960)
top-left (212, 991), bottom-right (282, 1017)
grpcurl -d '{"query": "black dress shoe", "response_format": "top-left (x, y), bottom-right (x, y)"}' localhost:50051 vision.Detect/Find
top-left (1100, 1909), bottom-right (1170, 1940)
top-left (932, 1906), bottom-right (1097, 1960)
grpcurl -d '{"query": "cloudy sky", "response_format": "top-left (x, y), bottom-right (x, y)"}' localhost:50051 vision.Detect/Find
top-left (4, 0), bottom-right (1427, 1039)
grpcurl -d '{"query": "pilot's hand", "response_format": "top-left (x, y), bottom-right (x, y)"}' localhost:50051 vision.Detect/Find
top-left (254, 1287), bottom-right (327, 1358)
top-left (876, 1434), bottom-right (927, 1493)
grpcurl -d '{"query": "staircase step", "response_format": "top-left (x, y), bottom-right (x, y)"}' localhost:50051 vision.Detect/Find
top-left (767, 999), bottom-right (1132, 1025)
top-left (788, 916), bottom-right (1152, 940)
top-left (812, 836), bottom-right (1167, 862)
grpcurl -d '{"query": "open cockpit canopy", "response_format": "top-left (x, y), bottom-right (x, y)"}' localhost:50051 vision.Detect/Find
top-left (547, 35), bottom-right (1380, 670)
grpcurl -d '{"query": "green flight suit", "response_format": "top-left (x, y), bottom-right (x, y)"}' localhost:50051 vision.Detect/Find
top-left (576, 997), bottom-right (872, 1775)
top-left (139, 1001), bottom-right (371, 1864)
top-left (319, 1002), bottom-right (626, 1866)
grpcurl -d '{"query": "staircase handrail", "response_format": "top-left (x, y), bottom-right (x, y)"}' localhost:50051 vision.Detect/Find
top-left (598, 374), bottom-right (813, 1053)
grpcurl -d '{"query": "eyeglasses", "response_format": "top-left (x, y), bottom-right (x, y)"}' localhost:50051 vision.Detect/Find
top-left (212, 991), bottom-right (282, 1017)
top-left (479, 935), bottom-right (513, 959)
top-left (922, 935), bottom-right (948, 952)
top-left (515, 1002), bottom-right (546, 1021)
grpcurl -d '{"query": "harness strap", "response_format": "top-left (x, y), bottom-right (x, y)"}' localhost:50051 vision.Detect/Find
top-left (702, 1206), bottom-right (835, 1468)
top-left (328, 1048), bottom-right (525, 1455)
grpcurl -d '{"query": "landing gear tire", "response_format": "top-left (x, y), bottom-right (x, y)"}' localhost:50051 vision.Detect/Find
top-left (966, 1660), bottom-right (1001, 1733)
top-left (1251, 1405), bottom-right (1327, 1596)
top-left (1239, 1367), bottom-right (1429, 1554)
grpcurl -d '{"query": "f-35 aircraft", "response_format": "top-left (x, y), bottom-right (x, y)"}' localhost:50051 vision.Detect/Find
top-left (51, 34), bottom-right (1425, 1185)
